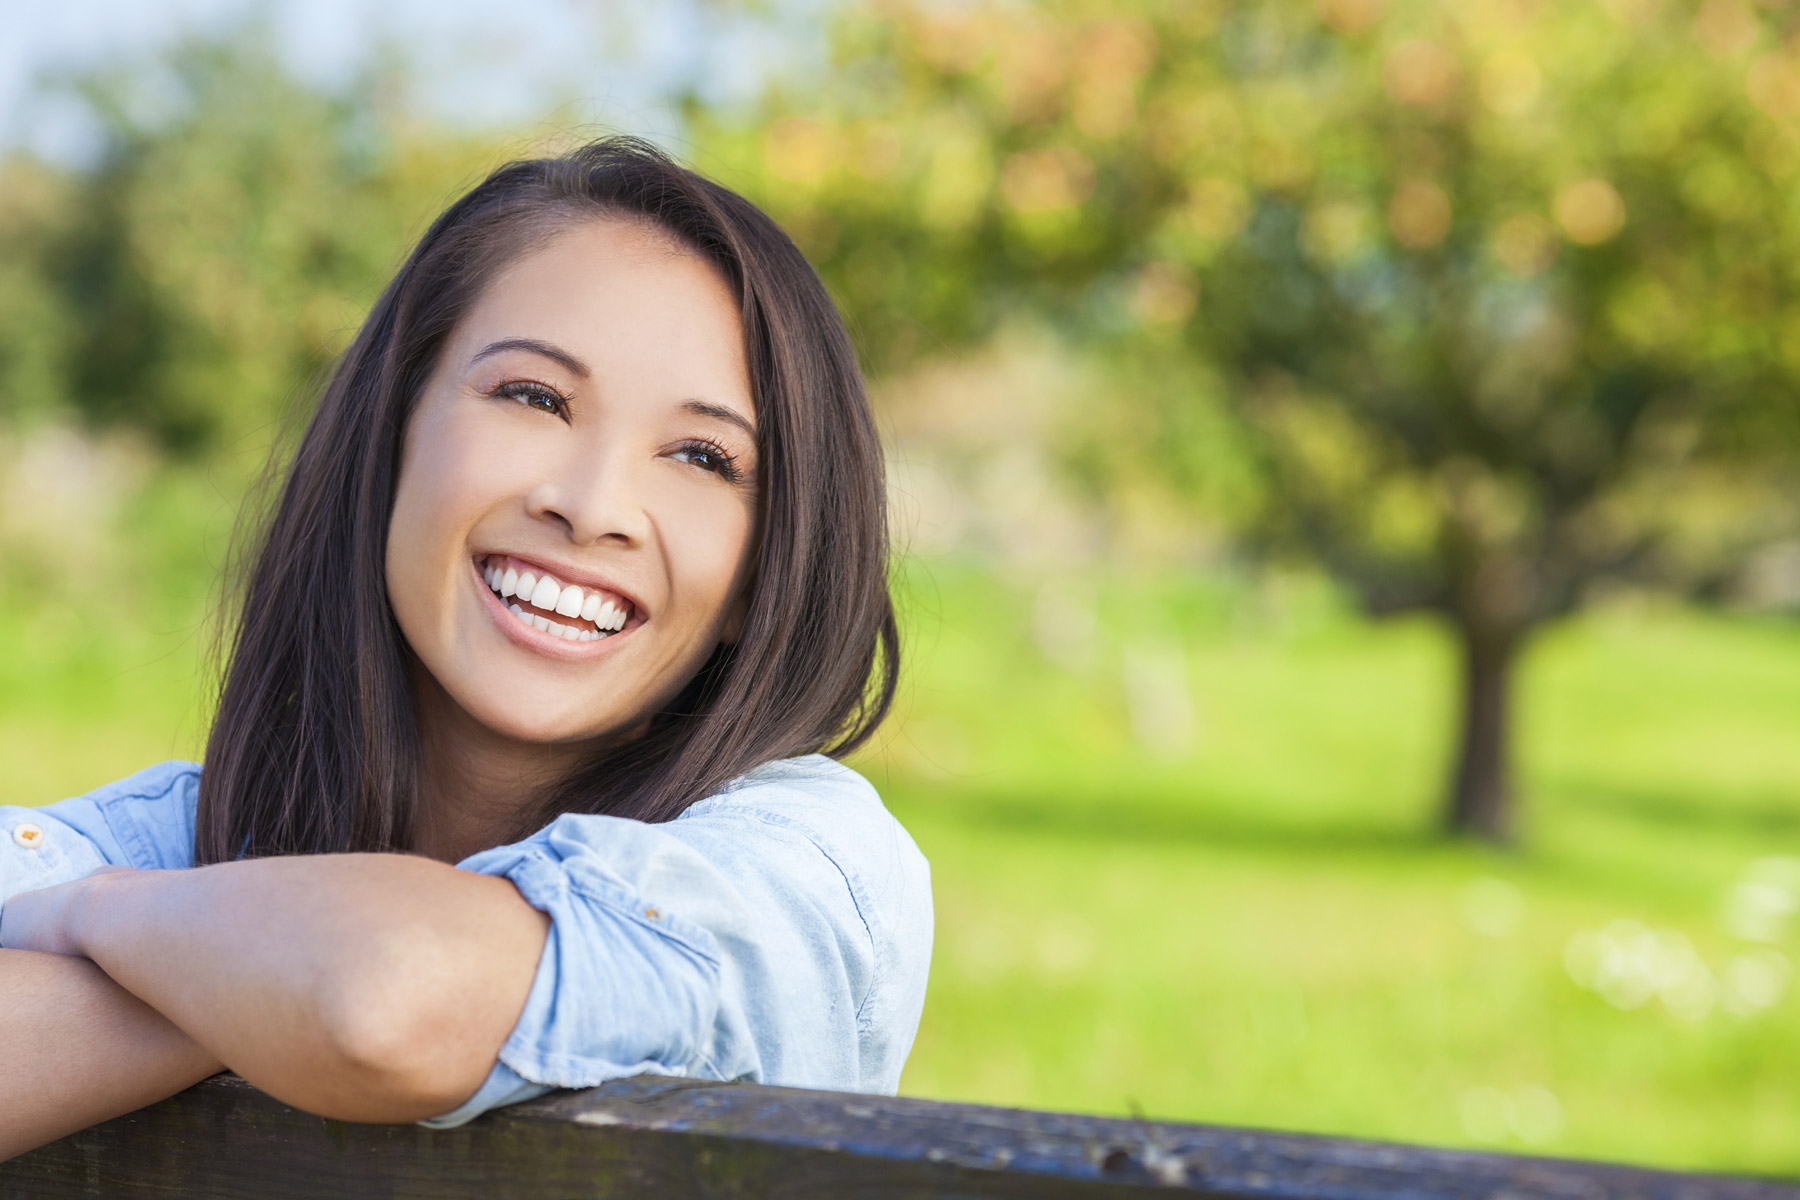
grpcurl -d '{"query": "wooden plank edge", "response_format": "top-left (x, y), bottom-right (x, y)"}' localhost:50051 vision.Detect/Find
top-left (1, 1072), bottom-right (1794, 1200)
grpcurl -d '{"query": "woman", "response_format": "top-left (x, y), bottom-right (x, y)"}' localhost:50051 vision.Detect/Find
top-left (0, 137), bottom-right (931, 1157)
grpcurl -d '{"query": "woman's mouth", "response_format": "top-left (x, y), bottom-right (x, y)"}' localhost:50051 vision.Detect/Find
top-left (478, 554), bottom-right (636, 644)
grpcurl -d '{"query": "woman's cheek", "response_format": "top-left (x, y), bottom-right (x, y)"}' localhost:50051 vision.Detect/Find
top-left (387, 415), bottom-right (480, 641)
top-left (694, 491), bottom-right (758, 639)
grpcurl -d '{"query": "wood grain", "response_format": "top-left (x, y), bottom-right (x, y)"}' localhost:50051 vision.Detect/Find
top-left (2, 1072), bottom-right (1794, 1198)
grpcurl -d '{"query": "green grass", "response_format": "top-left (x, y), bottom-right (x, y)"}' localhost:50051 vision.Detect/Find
top-left (860, 563), bottom-right (1799, 1175)
top-left (4, 504), bottom-right (1796, 1176)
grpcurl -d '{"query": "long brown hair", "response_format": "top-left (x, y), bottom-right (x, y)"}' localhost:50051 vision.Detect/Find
top-left (195, 137), bottom-right (898, 862)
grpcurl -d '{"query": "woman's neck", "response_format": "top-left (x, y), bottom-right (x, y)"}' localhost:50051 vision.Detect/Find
top-left (409, 668), bottom-right (590, 864)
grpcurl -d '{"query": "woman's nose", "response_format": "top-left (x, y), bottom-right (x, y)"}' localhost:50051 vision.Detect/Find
top-left (525, 448), bottom-right (649, 547)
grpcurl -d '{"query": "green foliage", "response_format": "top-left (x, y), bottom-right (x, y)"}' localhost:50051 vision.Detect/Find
top-left (0, 160), bottom-right (79, 430)
top-left (711, 0), bottom-right (1800, 620)
top-left (1, 35), bottom-right (504, 452)
top-left (702, 0), bottom-right (1800, 836)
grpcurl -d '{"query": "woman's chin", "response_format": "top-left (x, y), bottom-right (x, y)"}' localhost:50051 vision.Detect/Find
top-left (424, 678), bottom-right (619, 749)
top-left (475, 709), bottom-right (616, 748)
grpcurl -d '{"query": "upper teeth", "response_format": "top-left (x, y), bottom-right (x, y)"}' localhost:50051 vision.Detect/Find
top-left (483, 561), bottom-right (629, 635)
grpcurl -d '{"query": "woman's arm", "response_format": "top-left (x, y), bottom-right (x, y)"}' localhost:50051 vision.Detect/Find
top-left (0, 949), bottom-right (222, 1161)
top-left (2, 856), bottom-right (549, 1123)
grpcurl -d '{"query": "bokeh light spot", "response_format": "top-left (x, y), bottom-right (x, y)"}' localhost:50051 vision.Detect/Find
top-left (1480, 50), bottom-right (1541, 116)
top-left (1318, 0), bottom-right (1385, 35)
top-left (1385, 40), bottom-right (1458, 107)
top-left (1554, 179), bottom-right (1626, 245)
top-left (1001, 146), bottom-right (1095, 214)
top-left (1388, 179), bottom-right (1452, 248)
top-left (1131, 262), bottom-right (1199, 328)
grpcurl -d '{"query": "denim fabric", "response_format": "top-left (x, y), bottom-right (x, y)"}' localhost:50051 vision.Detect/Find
top-left (0, 755), bottom-right (933, 1129)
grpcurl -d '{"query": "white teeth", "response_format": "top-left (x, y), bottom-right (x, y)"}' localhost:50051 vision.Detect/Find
top-left (492, 561), bottom-right (627, 639)
top-left (529, 575), bottom-right (561, 611)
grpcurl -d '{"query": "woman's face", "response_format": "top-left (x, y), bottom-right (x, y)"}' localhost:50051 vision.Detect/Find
top-left (386, 217), bottom-right (759, 750)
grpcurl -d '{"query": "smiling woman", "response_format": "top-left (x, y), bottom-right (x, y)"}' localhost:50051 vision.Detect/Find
top-left (384, 219), bottom-right (768, 861)
top-left (0, 138), bottom-right (929, 1157)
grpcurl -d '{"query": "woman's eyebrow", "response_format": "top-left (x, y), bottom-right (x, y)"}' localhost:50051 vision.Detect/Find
top-left (683, 399), bottom-right (757, 440)
top-left (469, 337), bottom-right (590, 378)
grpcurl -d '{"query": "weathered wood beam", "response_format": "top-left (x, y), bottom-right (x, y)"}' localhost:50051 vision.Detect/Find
top-left (2, 1072), bottom-right (1794, 1199)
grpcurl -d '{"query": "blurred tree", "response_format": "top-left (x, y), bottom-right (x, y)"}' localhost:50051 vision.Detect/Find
top-left (701, 0), bottom-right (1800, 841)
top-left (0, 158), bottom-right (77, 431)
top-left (5, 32), bottom-right (496, 453)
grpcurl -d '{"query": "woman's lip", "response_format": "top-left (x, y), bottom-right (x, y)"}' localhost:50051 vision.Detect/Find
top-left (472, 559), bottom-right (634, 660)
top-left (476, 552), bottom-right (646, 621)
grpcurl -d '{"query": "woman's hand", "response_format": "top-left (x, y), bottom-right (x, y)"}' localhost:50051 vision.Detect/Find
top-left (0, 867), bottom-right (133, 957)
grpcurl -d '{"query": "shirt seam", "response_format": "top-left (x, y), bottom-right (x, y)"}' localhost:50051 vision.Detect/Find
top-left (708, 805), bottom-right (883, 1035)
top-left (95, 764), bottom-right (197, 871)
top-left (497, 1046), bottom-right (695, 1089)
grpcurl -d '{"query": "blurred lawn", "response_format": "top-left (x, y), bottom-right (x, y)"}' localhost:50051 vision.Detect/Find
top-left (871, 564), bottom-right (1799, 1175)
top-left (4, 486), bottom-right (1796, 1176)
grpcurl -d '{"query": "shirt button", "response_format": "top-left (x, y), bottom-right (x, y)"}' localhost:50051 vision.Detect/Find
top-left (12, 823), bottom-right (45, 850)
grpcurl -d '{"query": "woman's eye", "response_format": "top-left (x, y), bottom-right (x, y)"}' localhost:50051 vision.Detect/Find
top-left (671, 441), bottom-right (742, 481)
top-left (494, 381), bottom-right (568, 417)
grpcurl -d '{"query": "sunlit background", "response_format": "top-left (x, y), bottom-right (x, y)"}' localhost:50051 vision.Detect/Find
top-left (2, 0), bottom-right (1797, 1175)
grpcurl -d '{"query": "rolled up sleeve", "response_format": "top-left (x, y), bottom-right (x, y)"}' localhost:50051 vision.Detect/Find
top-left (418, 814), bottom-right (742, 1129)
top-left (0, 762), bottom-right (201, 938)
top-left (418, 758), bottom-right (929, 1130)
top-left (483, 834), bottom-right (726, 1085)
top-left (0, 809), bottom-right (113, 926)
top-left (417, 826), bottom-right (732, 1129)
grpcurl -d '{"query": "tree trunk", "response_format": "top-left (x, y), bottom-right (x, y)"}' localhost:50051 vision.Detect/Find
top-left (1444, 621), bottom-right (1521, 843)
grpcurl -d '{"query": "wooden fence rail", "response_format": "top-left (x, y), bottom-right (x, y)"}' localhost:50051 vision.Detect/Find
top-left (2, 1072), bottom-right (1794, 1199)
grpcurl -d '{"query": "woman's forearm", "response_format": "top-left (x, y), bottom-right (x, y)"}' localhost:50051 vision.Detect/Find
top-left (0, 949), bottom-right (222, 1162)
top-left (14, 856), bottom-right (548, 1123)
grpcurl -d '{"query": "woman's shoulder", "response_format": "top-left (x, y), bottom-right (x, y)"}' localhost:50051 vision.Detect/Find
top-left (677, 754), bottom-right (932, 944)
top-left (687, 756), bottom-right (926, 876)
top-left (70, 761), bottom-right (202, 804)
top-left (508, 755), bottom-right (930, 935)
top-left (694, 753), bottom-right (884, 816)
top-left (681, 755), bottom-right (932, 1078)
top-left (30, 760), bottom-right (202, 871)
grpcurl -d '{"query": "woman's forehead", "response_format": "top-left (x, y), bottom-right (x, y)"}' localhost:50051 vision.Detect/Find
top-left (457, 219), bottom-right (754, 417)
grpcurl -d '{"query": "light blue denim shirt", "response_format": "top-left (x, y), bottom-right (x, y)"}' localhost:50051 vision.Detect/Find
top-left (0, 755), bottom-right (933, 1128)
